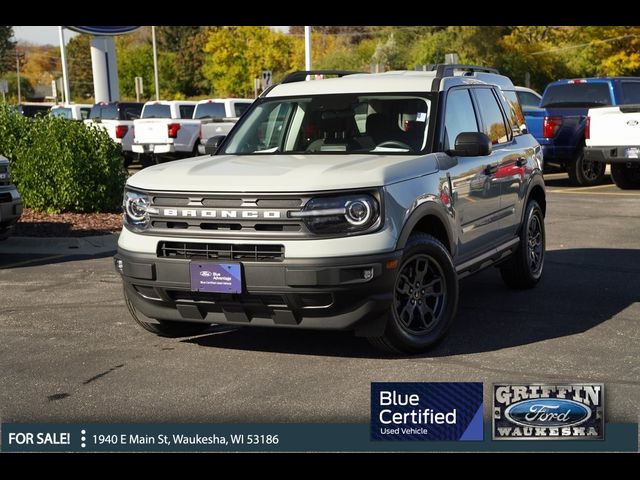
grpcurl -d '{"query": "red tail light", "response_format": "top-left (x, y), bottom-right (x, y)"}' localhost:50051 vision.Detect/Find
top-left (115, 125), bottom-right (128, 139)
top-left (585, 116), bottom-right (590, 140)
top-left (543, 116), bottom-right (562, 138)
top-left (168, 123), bottom-right (181, 139)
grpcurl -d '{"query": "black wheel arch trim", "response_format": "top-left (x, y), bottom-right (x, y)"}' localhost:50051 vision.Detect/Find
top-left (395, 201), bottom-right (455, 254)
top-left (522, 173), bottom-right (546, 222)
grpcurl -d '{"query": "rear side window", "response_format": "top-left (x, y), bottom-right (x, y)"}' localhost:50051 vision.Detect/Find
top-left (502, 91), bottom-right (526, 136)
top-left (179, 105), bottom-right (195, 118)
top-left (621, 82), bottom-right (640, 104)
top-left (120, 104), bottom-right (142, 120)
top-left (443, 89), bottom-right (478, 151)
top-left (516, 91), bottom-right (541, 108)
top-left (142, 104), bottom-right (171, 118)
top-left (541, 83), bottom-right (612, 108)
top-left (51, 107), bottom-right (72, 119)
top-left (474, 88), bottom-right (511, 144)
top-left (194, 103), bottom-right (226, 119)
top-left (80, 108), bottom-right (90, 120)
top-left (234, 102), bottom-right (251, 117)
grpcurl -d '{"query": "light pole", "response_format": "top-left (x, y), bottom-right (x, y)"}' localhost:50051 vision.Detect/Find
top-left (304, 26), bottom-right (312, 74)
top-left (58, 26), bottom-right (71, 103)
top-left (152, 26), bottom-right (160, 101)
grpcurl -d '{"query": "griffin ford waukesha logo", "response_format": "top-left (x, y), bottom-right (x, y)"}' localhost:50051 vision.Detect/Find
top-left (627, 120), bottom-right (639, 126)
top-left (160, 209), bottom-right (281, 219)
top-left (493, 384), bottom-right (604, 440)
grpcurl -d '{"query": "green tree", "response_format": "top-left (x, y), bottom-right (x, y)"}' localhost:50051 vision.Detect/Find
top-left (116, 40), bottom-right (178, 100)
top-left (157, 26), bottom-right (210, 96)
top-left (0, 26), bottom-right (15, 74)
top-left (203, 26), bottom-right (296, 97)
top-left (66, 35), bottom-right (94, 101)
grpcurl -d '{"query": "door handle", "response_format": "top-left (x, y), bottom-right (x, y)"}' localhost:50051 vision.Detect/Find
top-left (515, 157), bottom-right (527, 167)
top-left (484, 164), bottom-right (498, 175)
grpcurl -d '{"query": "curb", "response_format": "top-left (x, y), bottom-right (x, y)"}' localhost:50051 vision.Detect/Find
top-left (0, 234), bottom-right (118, 256)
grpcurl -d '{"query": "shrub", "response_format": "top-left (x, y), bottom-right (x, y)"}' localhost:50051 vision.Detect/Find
top-left (0, 105), bottom-right (127, 213)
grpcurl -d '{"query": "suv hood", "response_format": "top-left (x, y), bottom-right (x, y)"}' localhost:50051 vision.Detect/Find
top-left (127, 154), bottom-right (438, 192)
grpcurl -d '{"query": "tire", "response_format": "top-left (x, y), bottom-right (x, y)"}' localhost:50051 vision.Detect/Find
top-left (500, 200), bottom-right (545, 289)
top-left (124, 287), bottom-right (211, 337)
top-left (367, 233), bottom-right (458, 354)
top-left (567, 148), bottom-right (606, 186)
top-left (610, 163), bottom-right (640, 190)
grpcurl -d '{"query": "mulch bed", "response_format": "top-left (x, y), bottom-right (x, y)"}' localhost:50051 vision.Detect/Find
top-left (14, 208), bottom-right (123, 237)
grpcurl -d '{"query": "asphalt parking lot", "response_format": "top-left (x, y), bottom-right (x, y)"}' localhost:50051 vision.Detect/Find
top-left (1, 172), bottom-right (639, 425)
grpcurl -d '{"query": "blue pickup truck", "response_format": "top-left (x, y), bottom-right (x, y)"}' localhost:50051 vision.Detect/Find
top-left (524, 77), bottom-right (640, 186)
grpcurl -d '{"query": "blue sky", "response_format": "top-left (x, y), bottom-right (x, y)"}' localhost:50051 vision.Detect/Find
top-left (13, 26), bottom-right (289, 45)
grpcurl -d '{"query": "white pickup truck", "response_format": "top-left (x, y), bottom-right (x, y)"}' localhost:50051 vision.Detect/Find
top-left (585, 105), bottom-right (640, 189)
top-left (132, 101), bottom-right (198, 162)
top-left (194, 98), bottom-right (253, 154)
top-left (85, 102), bottom-right (144, 167)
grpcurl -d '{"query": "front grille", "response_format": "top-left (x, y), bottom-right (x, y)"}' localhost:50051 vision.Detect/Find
top-left (0, 192), bottom-right (12, 203)
top-left (144, 193), bottom-right (309, 238)
top-left (158, 241), bottom-right (284, 262)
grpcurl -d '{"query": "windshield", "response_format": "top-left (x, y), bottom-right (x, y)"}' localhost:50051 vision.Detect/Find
top-left (541, 83), bottom-right (612, 108)
top-left (51, 107), bottom-right (72, 119)
top-left (221, 93), bottom-right (432, 155)
top-left (142, 104), bottom-right (172, 119)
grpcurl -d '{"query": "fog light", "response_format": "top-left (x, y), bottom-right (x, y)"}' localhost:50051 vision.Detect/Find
top-left (362, 267), bottom-right (374, 280)
top-left (115, 258), bottom-right (124, 273)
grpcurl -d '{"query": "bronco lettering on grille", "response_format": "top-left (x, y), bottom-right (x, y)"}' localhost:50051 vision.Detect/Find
top-left (161, 209), bottom-right (282, 219)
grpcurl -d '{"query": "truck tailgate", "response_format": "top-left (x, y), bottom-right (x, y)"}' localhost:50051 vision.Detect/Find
top-left (134, 120), bottom-right (170, 144)
top-left (587, 105), bottom-right (640, 147)
top-left (523, 106), bottom-right (545, 139)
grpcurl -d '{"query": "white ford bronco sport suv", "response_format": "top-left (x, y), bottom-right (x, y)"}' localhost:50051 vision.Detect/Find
top-left (116, 65), bottom-right (546, 353)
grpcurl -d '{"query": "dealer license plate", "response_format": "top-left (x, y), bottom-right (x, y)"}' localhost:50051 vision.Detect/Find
top-left (190, 262), bottom-right (242, 294)
top-left (625, 147), bottom-right (640, 159)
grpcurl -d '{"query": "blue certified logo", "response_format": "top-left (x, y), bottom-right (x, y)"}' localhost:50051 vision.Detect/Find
top-left (505, 398), bottom-right (591, 428)
top-left (371, 382), bottom-right (483, 441)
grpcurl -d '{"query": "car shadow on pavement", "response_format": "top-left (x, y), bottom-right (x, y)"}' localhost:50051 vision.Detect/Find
top-left (185, 247), bottom-right (640, 359)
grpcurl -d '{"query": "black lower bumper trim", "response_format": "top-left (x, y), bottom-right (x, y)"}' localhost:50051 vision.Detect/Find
top-left (116, 247), bottom-right (401, 332)
top-left (584, 146), bottom-right (640, 163)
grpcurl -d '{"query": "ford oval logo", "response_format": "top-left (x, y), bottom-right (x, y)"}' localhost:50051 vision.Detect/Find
top-left (504, 399), bottom-right (591, 427)
top-left (627, 120), bottom-right (639, 126)
top-left (199, 271), bottom-right (212, 277)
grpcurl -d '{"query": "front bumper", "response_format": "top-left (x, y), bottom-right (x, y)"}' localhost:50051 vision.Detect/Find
top-left (0, 187), bottom-right (23, 227)
top-left (584, 146), bottom-right (640, 164)
top-left (115, 247), bottom-right (402, 333)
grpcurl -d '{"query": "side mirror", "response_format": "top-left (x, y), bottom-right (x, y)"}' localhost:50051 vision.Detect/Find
top-left (453, 132), bottom-right (492, 157)
top-left (204, 135), bottom-right (226, 155)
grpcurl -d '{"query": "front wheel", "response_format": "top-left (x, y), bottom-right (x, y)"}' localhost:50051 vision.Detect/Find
top-left (610, 163), bottom-right (640, 189)
top-left (500, 200), bottom-right (545, 289)
top-left (368, 233), bottom-right (458, 354)
top-left (567, 149), bottom-right (606, 186)
top-left (124, 287), bottom-right (211, 337)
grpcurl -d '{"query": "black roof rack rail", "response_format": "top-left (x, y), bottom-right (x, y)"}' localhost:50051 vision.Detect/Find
top-left (427, 64), bottom-right (499, 78)
top-left (281, 70), bottom-right (366, 84)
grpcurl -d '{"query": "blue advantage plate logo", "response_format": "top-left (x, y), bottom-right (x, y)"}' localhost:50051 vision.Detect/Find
top-left (493, 384), bottom-right (604, 440)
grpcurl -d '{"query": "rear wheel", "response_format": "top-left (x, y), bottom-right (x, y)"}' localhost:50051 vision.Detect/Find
top-left (124, 287), bottom-right (211, 337)
top-left (368, 233), bottom-right (458, 354)
top-left (567, 149), bottom-right (606, 186)
top-left (500, 200), bottom-right (545, 289)
top-left (610, 163), bottom-right (640, 189)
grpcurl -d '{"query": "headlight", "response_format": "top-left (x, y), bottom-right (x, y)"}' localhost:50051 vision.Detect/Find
top-left (0, 164), bottom-right (10, 183)
top-left (123, 190), bottom-right (154, 231)
top-left (291, 194), bottom-right (380, 234)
